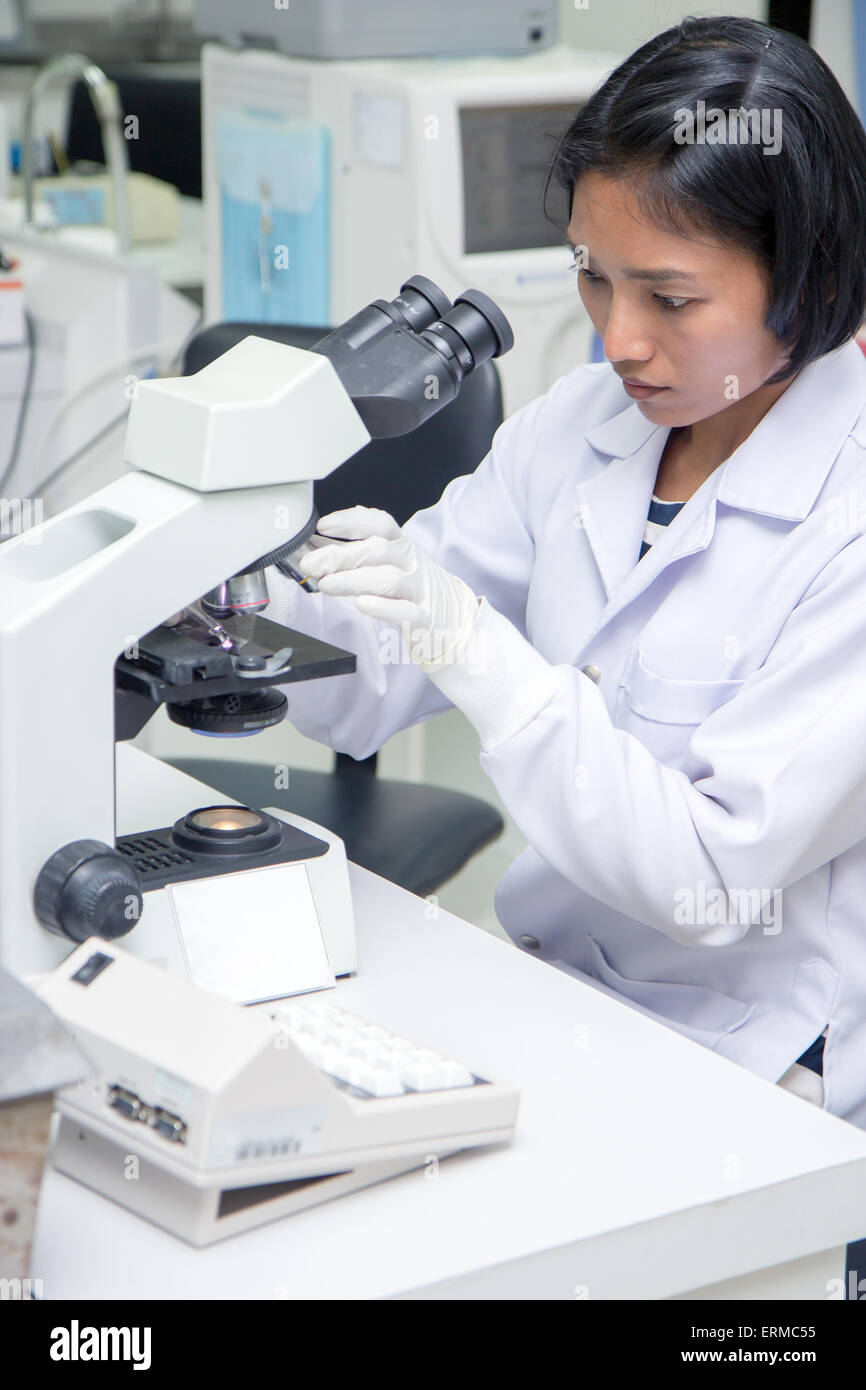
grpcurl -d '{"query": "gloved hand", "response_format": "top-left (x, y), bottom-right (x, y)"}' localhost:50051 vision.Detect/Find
top-left (298, 503), bottom-right (566, 753)
top-left (297, 505), bottom-right (481, 669)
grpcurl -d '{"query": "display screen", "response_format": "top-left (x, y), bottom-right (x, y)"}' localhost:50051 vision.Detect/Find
top-left (460, 102), bottom-right (578, 254)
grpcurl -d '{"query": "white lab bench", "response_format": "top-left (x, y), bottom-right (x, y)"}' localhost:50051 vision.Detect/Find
top-left (30, 745), bottom-right (866, 1300)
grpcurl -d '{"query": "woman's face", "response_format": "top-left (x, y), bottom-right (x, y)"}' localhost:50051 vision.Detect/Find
top-left (568, 172), bottom-right (792, 425)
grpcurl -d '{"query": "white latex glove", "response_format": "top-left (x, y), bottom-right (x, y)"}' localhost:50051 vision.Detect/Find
top-left (297, 504), bottom-right (567, 752)
top-left (298, 505), bottom-right (481, 670)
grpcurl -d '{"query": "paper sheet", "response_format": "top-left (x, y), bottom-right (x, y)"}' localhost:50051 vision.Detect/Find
top-left (167, 862), bottom-right (334, 1005)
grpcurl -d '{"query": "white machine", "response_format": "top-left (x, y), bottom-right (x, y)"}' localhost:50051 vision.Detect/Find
top-left (0, 273), bottom-right (512, 998)
top-left (201, 42), bottom-right (618, 414)
top-left (195, 0), bottom-right (559, 60)
top-left (39, 939), bottom-right (519, 1244)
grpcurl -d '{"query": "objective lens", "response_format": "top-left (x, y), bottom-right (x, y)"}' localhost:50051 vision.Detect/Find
top-left (201, 568), bottom-right (269, 618)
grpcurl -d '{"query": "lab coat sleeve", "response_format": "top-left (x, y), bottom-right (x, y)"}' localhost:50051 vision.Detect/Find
top-left (430, 534), bottom-right (866, 947)
top-left (265, 390), bottom-right (542, 758)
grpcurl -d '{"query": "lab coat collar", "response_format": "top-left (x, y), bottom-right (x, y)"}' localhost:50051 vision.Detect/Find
top-left (577, 339), bottom-right (866, 610)
top-left (716, 338), bottom-right (866, 520)
top-left (585, 338), bottom-right (866, 519)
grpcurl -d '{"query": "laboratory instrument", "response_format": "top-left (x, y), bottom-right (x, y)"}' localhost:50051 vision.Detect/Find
top-left (0, 273), bottom-right (513, 1005)
top-left (195, 0), bottom-right (558, 60)
top-left (39, 939), bottom-right (520, 1244)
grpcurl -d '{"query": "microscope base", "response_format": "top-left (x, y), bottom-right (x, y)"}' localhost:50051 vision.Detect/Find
top-left (115, 741), bottom-right (358, 985)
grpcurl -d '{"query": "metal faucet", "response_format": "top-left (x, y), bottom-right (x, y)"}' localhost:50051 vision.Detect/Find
top-left (22, 52), bottom-right (132, 255)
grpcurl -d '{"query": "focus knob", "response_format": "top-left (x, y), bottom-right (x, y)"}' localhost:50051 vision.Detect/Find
top-left (34, 840), bottom-right (143, 943)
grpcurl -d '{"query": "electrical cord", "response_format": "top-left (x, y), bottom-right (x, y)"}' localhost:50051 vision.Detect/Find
top-left (0, 309), bottom-right (36, 496)
top-left (36, 408), bottom-right (129, 505)
top-left (24, 303), bottom-right (202, 505)
top-left (0, 230), bottom-right (201, 509)
top-left (1, 314), bottom-right (201, 502)
top-left (31, 334), bottom-right (195, 465)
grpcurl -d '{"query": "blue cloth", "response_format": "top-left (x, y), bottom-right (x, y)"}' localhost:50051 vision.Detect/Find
top-left (638, 495), bottom-right (685, 560)
top-left (216, 110), bottom-right (330, 326)
top-left (794, 1032), bottom-right (825, 1076)
top-left (637, 491), bottom-right (824, 1074)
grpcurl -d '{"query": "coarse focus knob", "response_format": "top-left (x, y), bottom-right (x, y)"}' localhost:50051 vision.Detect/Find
top-left (34, 840), bottom-right (143, 943)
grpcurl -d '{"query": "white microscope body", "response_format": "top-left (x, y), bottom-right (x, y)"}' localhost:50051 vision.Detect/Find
top-left (0, 278), bottom-right (520, 1239)
top-left (0, 333), bottom-right (369, 986)
top-left (0, 274), bottom-right (512, 1001)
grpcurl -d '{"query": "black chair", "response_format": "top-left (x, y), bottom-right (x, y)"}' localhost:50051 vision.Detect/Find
top-left (163, 321), bottom-right (506, 898)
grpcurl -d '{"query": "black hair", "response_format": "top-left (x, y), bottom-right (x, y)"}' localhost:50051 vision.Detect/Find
top-left (544, 15), bottom-right (866, 381)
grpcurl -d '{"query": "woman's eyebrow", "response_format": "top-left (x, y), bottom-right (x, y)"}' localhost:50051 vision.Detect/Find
top-left (565, 238), bottom-right (699, 284)
top-left (622, 267), bottom-right (699, 284)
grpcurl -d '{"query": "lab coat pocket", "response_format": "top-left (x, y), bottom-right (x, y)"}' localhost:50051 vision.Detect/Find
top-left (617, 645), bottom-right (745, 725)
top-left (584, 934), bottom-right (756, 1047)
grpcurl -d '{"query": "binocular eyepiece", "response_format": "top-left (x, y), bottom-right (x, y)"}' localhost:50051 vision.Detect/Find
top-left (316, 272), bottom-right (513, 371)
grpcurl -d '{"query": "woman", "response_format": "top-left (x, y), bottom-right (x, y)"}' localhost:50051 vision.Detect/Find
top-left (265, 16), bottom-right (866, 1131)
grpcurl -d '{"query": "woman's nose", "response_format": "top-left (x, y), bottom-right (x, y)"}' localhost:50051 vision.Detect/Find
top-left (601, 298), bottom-right (654, 366)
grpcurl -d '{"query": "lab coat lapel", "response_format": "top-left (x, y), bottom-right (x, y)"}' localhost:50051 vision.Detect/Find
top-left (574, 339), bottom-right (866, 646)
top-left (575, 407), bottom-right (720, 636)
top-left (574, 409), bottom-right (662, 601)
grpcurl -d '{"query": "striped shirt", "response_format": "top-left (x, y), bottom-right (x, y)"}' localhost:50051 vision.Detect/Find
top-left (639, 494), bottom-right (686, 560)
top-left (638, 491), bottom-right (826, 1078)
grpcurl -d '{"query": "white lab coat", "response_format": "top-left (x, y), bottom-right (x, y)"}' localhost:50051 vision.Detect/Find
top-left (266, 337), bottom-right (866, 1131)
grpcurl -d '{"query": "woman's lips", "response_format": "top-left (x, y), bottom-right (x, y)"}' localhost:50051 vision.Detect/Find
top-left (622, 380), bottom-right (669, 399)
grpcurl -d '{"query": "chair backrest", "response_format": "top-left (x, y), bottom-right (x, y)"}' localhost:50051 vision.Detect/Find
top-left (181, 321), bottom-right (504, 525)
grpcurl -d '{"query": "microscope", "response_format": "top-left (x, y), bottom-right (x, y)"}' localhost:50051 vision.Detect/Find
top-left (0, 276), bottom-right (520, 1241)
top-left (0, 275), bottom-right (514, 1000)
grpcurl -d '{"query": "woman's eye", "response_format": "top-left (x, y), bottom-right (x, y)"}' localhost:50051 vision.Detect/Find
top-left (654, 294), bottom-right (691, 311)
top-left (570, 259), bottom-right (692, 311)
